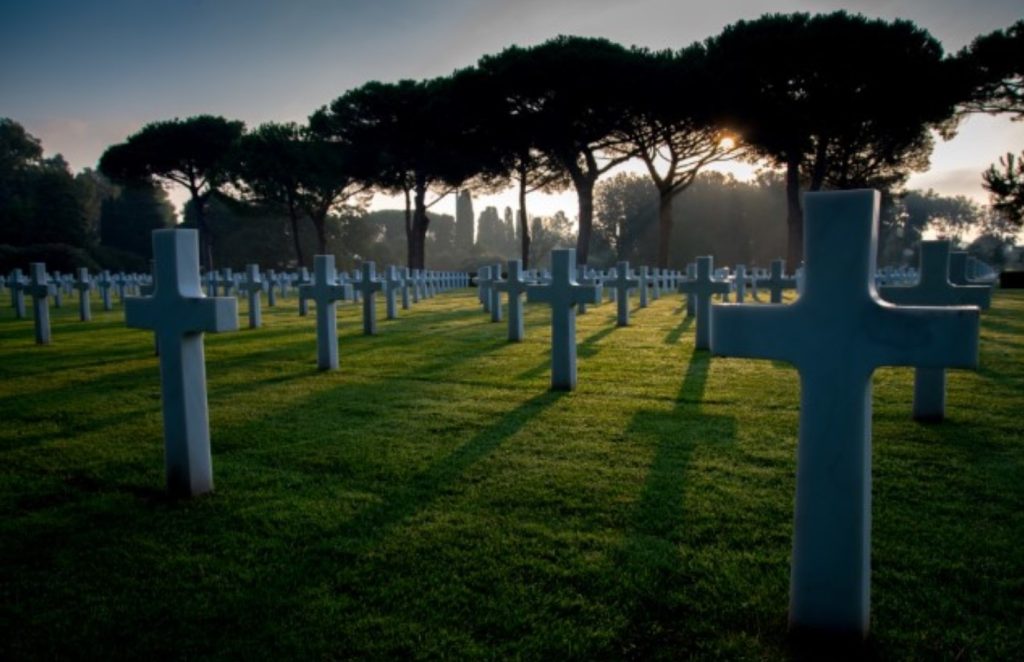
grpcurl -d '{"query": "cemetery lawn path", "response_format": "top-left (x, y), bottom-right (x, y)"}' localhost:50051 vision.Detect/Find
top-left (1, 289), bottom-right (1022, 659)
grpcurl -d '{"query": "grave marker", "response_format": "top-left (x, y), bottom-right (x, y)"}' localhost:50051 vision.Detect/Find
top-left (879, 240), bottom-right (990, 421)
top-left (384, 266), bottom-right (401, 320)
top-left (9, 269), bottom-right (26, 319)
top-left (494, 259), bottom-right (529, 341)
top-left (242, 264), bottom-right (263, 329)
top-left (299, 255), bottom-right (348, 370)
top-left (124, 229), bottom-right (238, 497)
top-left (610, 261), bottom-right (640, 326)
top-left (711, 190), bottom-right (978, 637)
top-left (526, 249), bottom-right (601, 390)
top-left (678, 256), bottom-right (728, 350)
top-left (354, 262), bottom-right (383, 335)
top-left (74, 268), bottom-right (92, 322)
top-left (489, 264), bottom-right (504, 322)
top-left (27, 263), bottom-right (51, 344)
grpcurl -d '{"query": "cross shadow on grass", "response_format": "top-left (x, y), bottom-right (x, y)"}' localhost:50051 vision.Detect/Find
top-left (516, 323), bottom-right (618, 379)
top-left (664, 316), bottom-right (693, 345)
top-left (329, 389), bottom-right (567, 553)
top-left (606, 351), bottom-right (744, 657)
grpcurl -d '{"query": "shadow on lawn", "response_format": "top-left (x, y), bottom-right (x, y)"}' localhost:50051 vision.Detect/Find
top-left (516, 323), bottom-right (619, 380)
top-left (607, 351), bottom-right (745, 657)
top-left (663, 316), bottom-right (693, 345)
top-left (331, 389), bottom-right (567, 551)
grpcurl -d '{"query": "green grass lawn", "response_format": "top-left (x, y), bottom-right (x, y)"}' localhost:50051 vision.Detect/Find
top-left (1, 286), bottom-right (1022, 659)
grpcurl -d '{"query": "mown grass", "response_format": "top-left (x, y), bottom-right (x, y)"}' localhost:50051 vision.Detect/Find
top-left (1, 285), bottom-right (1022, 659)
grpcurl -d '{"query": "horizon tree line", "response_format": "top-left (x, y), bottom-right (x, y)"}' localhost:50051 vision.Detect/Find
top-left (3, 12), bottom-right (1022, 273)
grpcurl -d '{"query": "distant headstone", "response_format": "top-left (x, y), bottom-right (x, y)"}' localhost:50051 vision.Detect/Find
top-left (878, 240), bottom-right (990, 421)
top-left (478, 266), bottom-right (492, 312)
top-left (97, 270), bottom-right (114, 311)
top-left (489, 264), bottom-right (504, 322)
top-left (711, 190), bottom-right (979, 637)
top-left (684, 263), bottom-right (696, 317)
top-left (27, 263), bottom-right (51, 344)
top-left (355, 262), bottom-right (383, 335)
top-left (384, 266), bottom-right (401, 320)
top-left (124, 229), bottom-right (238, 497)
top-left (526, 250), bottom-right (601, 390)
top-left (734, 265), bottom-right (747, 303)
top-left (763, 259), bottom-right (797, 303)
top-left (611, 261), bottom-right (640, 326)
top-left (242, 264), bottom-right (263, 329)
top-left (74, 268), bottom-right (92, 322)
top-left (678, 256), bottom-right (728, 350)
top-left (638, 266), bottom-right (650, 308)
top-left (299, 255), bottom-right (348, 370)
top-left (266, 269), bottom-right (278, 307)
top-left (9, 269), bottom-right (27, 319)
top-left (400, 268), bottom-right (412, 310)
top-left (494, 259), bottom-right (529, 341)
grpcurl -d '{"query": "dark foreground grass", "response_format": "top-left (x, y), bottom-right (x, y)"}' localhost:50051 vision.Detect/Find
top-left (1, 287), bottom-right (1022, 659)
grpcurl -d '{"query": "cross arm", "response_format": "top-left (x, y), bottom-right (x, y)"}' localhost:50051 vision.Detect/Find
top-left (868, 302), bottom-right (978, 370)
top-left (711, 304), bottom-right (804, 366)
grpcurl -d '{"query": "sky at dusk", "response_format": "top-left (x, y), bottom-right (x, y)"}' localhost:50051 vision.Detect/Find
top-left (2, 0), bottom-right (1022, 222)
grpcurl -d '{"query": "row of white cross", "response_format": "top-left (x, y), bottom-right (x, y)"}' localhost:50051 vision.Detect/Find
top-left (1, 190), bottom-right (994, 640)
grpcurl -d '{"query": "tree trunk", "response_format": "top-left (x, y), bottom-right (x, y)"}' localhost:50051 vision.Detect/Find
top-left (785, 153), bottom-right (804, 268)
top-left (313, 215), bottom-right (328, 255)
top-left (191, 191), bottom-right (214, 271)
top-left (809, 137), bottom-right (829, 192)
top-left (404, 186), bottom-right (414, 269)
top-left (656, 188), bottom-right (674, 269)
top-left (410, 176), bottom-right (429, 270)
top-left (518, 168), bottom-right (530, 269)
top-left (574, 176), bottom-right (596, 267)
top-left (287, 196), bottom-right (305, 268)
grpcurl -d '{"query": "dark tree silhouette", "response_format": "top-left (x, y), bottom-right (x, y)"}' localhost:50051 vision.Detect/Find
top-left (469, 61), bottom-right (569, 268)
top-left (983, 151), bottom-right (1024, 226)
top-left (312, 76), bottom-right (481, 269)
top-left (477, 36), bottom-right (637, 266)
top-left (619, 44), bottom-right (742, 268)
top-left (958, 20), bottom-right (1024, 119)
top-left (99, 115), bottom-right (244, 269)
top-left (232, 122), bottom-right (310, 266)
top-left (705, 12), bottom-right (960, 266)
top-left (0, 119), bottom-right (94, 249)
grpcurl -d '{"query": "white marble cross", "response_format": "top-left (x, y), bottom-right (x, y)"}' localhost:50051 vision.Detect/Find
top-left (477, 266), bottom-right (492, 313)
top-left (125, 229), bottom-right (238, 497)
top-left (297, 267), bottom-right (312, 316)
top-left (400, 268), bottom-right (412, 310)
top-left (711, 190), bottom-right (979, 637)
top-left (299, 255), bottom-right (349, 370)
top-left (97, 270), bottom-right (115, 311)
top-left (526, 250), bottom-right (601, 390)
top-left (763, 259), bottom-right (797, 303)
top-left (242, 264), bottom-right (263, 329)
top-left (489, 264), bottom-right (504, 323)
top-left (733, 265), bottom-right (747, 303)
top-left (383, 266), bottom-right (402, 320)
top-left (266, 269), bottom-right (278, 307)
top-left (678, 256), bottom-right (728, 350)
top-left (494, 259), bottom-right (530, 341)
top-left (683, 263), bottom-right (696, 316)
top-left (610, 261), bottom-right (640, 326)
top-left (355, 262), bottom-right (383, 335)
top-left (638, 266), bottom-right (650, 308)
top-left (9, 269), bottom-right (26, 319)
top-left (27, 263), bottom-right (51, 344)
top-left (878, 240), bottom-right (989, 421)
top-left (74, 268), bottom-right (92, 322)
